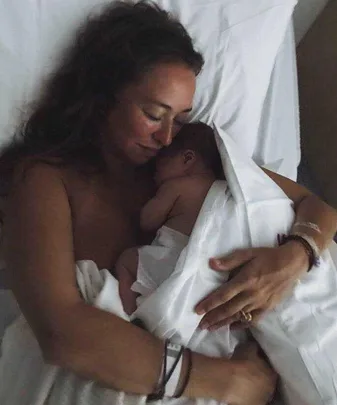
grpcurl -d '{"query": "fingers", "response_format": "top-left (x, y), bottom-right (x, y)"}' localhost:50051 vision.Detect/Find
top-left (202, 314), bottom-right (241, 331)
top-left (199, 293), bottom-right (251, 329)
top-left (196, 248), bottom-right (261, 316)
top-left (195, 280), bottom-right (244, 315)
top-left (205, 307), bottom-right (267, 331)
top-left (209, 249), bottom-right (256, 272)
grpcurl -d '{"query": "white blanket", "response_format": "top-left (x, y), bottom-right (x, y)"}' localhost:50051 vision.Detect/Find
top-left (1, 126), bottom-right (337, 405)
top-left (133, 225), bottom-right (189, 302)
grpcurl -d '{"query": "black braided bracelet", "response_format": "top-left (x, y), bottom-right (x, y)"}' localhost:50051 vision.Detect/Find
top-left (278, 234), bottom-right (320, 271)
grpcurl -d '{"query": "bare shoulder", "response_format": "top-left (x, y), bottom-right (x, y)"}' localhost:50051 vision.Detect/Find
top-left (4, 161), bottom-right (76, 267)
top-left (6, 161), bottom-right (71, 215)
top-left (172, 175), bottom-right (214, 194)
top-left (156, 176), bottom-right (214, 203)
top-left (157, 178), bottom-right (182, 196)
top-left (12, 159), bottom-right (67, 187)
top-left (159, 176), bottom-right (195, 191)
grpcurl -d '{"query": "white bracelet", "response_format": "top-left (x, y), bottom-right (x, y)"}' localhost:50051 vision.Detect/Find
top-left (164, 342), bottom-right (184, 397)
top-left (292, 231), bottom-right (321, 263)
top-left (293, 221), bottom-right (322, 234)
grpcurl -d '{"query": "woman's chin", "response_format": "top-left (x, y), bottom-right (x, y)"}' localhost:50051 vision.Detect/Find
top-left (132, 152), bottom-right (157, 166)
top-left (127, 156), bottom-right (151, 167)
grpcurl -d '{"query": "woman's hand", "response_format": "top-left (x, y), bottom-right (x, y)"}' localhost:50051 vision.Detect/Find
top-left (195, 242), bottom-right (309, 330)
top-left (224, 342), bottom-right (277, 405)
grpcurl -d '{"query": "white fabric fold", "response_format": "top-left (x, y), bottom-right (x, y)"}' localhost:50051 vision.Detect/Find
top-left (132, 226), bottom-right (189, 302)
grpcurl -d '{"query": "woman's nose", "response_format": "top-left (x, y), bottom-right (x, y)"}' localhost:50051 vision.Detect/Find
top-left (154, 123), bottom-right (173, 147)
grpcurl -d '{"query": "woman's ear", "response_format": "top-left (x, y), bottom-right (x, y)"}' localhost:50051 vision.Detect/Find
top-left (182, 149), bottom-right (196, 166)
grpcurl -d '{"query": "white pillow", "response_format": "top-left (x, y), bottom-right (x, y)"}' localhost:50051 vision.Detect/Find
top-left (0, 0), bottom-right (297, 160)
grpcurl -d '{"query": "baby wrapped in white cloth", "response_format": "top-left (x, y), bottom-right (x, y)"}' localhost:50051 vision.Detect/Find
top-left (115, 122), bottom-right (224, 316)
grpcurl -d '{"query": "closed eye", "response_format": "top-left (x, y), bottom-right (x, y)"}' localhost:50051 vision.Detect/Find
top-left (144, 111), bottom-right (161, 122)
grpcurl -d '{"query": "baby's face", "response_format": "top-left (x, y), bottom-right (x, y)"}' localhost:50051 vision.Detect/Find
top-left (155, 153), bottom-right (185, 186)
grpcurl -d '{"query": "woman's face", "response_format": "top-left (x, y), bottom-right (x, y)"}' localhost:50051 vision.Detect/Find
top-left (103, 62), bottom-right (196, 165)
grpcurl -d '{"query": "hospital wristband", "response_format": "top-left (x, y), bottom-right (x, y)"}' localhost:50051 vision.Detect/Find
top-left (147, 340), bottom-right (168, 402)
top-left (147, 341), bottom-right (187, 401)
top-left (174, 348), bottom-right (192, 398)
top-left (164, 343), bottom-right (184, 397)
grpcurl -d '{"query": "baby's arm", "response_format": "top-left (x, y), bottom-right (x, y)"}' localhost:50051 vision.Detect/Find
top-left (115, 247), bottom-right (139, 315)
top-left (140, 181), bottom-right (179, 232)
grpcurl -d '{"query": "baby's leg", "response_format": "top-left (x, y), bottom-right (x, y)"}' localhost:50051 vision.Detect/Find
top-left (115, 247), bottom-right (139, 315)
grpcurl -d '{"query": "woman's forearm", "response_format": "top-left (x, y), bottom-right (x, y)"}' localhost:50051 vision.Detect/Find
top-left (292, 194), bottom-right (337, 252)
top-left (45, 301), bottom-right (230, 401)
top-left (45, 302), bottom-right (163, 395)
top-left (262, 168), bottom-right (337, 252)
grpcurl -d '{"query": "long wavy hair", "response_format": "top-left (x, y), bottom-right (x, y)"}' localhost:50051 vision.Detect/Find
top-left (0, 1), bottom-right (204, 194)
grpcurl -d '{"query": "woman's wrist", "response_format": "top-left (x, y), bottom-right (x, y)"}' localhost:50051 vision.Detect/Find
top-left (183, 351), bottom-right (233, 402)
top-left (279, 240), bottom-right (310, 271)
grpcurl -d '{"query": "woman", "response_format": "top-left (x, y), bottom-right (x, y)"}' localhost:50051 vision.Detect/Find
top-left (1, 2), bottom-right (336, 405)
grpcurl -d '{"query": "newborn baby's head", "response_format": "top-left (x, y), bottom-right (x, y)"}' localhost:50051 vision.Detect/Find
top-left (155, 122), bottom-right (223, 185)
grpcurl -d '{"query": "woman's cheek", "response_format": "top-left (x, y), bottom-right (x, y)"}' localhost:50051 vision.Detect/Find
top-left (137, 118), bottom-right (160, 141)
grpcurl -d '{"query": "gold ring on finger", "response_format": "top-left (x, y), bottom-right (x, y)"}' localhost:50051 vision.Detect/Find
top-left (240, 309), bottom-right (253, 323)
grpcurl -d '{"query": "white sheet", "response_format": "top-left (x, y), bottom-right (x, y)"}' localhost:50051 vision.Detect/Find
top-left (248, 15), bottom-right (300, 177)
top-left (255, 25), bottom-right (300, 180)
top-left (133, 226), bottom-right (189, 301)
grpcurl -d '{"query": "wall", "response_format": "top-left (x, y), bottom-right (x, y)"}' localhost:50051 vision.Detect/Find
top-left (293, 0), bottom-right (330, 43)
top-left (297, 0), bottom-right (337, 208)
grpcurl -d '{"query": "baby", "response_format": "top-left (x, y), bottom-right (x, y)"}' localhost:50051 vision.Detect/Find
top-left (115, 122), bottom-right (224, 315)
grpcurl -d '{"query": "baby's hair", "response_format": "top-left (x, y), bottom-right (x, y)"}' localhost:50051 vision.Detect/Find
top-left (158, 122), bottom-right (224, 179)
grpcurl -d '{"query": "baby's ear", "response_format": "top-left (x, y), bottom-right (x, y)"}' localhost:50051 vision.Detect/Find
top-left (183, 149), bottom-right (196, 165)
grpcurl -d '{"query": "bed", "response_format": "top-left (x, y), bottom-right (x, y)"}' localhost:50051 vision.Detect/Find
top-left (0, 0), bottom-right (300, 359)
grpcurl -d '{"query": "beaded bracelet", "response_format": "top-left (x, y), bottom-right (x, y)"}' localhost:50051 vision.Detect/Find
top-left (278, 233), bottom-right (320, 271)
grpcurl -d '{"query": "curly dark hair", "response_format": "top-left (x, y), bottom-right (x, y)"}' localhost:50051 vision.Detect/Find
top-left (157, 122), bottom-right (224, 179)
top-left (0, 0), bottom-right (204, 193)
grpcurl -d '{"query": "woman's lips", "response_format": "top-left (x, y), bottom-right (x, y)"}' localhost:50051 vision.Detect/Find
top-left (139, 144), bottom-right (160, 156)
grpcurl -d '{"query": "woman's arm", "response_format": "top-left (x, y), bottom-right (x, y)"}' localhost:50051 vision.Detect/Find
top-left (4, 164), bottom-right (163, 393)
top-left (196, 170), bottom-right (337, 329)
top-left (4, 163), bottom-right (275, 404)
top-left (262, 168), bottom-right (337, 252)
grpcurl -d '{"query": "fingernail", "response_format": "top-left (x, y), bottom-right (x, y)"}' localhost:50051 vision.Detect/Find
top-left (213, 259), bottom-right (222, 266)
top-left (195, 307), bottom-right (205, 315)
